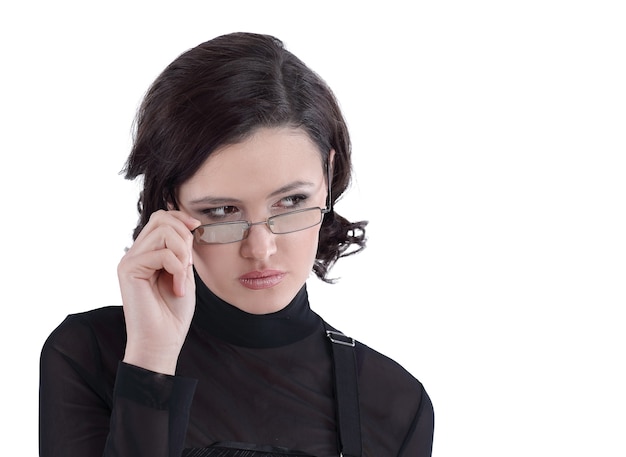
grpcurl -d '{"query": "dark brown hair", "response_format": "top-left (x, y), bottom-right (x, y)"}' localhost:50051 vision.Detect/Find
top-left (123, 32), bottom-right (366, 282)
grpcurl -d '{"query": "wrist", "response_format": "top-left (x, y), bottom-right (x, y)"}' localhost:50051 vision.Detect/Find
top-left (123, 344), bottom-right (180, 375)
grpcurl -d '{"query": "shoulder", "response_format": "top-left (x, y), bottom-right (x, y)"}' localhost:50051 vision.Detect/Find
top-left (353, 340), bottom-right (433, 445)
top-left (44, 306), bottom-right (125, 346)
top-left (355, 340), bottom-right (425, 395)
top-left (323, 321), bottom-right (425, 395)
top-left (41, 306), bottom-right (126, 372)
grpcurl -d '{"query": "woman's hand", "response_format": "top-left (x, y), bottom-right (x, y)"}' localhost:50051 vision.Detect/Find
top-left (117, 210), bottom-right (201, 375)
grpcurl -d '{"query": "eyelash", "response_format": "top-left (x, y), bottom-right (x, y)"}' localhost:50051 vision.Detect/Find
top-left (200, 194), bottom-right (309, 220)
top-left (201, 206), bottom-right (240, 220)
top-left (277, 194), bottom-right (308, 209)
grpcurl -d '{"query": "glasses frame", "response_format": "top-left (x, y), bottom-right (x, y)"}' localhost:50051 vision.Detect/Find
top-left (192, 162), bottom-right (333, 245)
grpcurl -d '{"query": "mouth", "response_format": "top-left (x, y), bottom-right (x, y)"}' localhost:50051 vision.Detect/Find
top-left (238, 270), bottom-right (286, 290)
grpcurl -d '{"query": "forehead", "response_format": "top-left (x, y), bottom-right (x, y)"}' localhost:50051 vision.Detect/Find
top-left (179, 127), bottom-right (325, 200)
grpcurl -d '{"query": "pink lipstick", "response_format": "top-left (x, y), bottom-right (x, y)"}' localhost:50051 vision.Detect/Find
top-left (239, 270), bottom-right (285, 290)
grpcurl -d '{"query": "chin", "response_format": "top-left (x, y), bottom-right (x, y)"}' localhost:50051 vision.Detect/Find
top-left (233, 287), bottom-right (295, 315)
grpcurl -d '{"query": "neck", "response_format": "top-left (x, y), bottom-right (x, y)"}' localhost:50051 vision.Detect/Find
top-left (193, 269), bottom-right (321, 348)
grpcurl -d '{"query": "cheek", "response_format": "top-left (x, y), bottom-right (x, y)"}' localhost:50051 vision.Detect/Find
top-left (289, 229), bottom-right (321, 266)
top-left (192, 244), bottom-right (238, 276)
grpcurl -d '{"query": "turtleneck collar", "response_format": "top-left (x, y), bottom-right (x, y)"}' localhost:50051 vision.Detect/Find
top-left (193, 269), bottom-right (321, 348)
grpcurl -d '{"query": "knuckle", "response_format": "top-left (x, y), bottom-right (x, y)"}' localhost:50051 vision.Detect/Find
top-left (148, 209), bottom-right (168, 224)
top-left (182, 229), bottom-right (195, 244)
top-left (117, 255), bottom-right (131, 276)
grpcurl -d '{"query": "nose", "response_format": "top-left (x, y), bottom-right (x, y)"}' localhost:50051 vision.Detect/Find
top-left (240, 221), bottom-right (277, 260)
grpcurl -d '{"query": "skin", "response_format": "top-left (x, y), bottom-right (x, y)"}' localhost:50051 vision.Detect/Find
top-left (118, 127), bottom-right (331, 374)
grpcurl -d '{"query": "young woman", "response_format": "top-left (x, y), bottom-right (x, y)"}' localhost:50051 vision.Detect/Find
top-left (39, 32), bottom-right (434, 457)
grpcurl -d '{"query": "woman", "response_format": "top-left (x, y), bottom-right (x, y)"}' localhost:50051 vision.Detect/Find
top-left (39, 32), bottom-right (434, 456)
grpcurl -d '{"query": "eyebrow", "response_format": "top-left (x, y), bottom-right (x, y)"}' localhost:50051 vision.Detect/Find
top-left (187, 180), bottom-right (317, 206)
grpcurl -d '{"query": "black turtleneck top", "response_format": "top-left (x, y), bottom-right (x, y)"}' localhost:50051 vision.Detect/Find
top-left (40, 274), bottom-right (434, 456)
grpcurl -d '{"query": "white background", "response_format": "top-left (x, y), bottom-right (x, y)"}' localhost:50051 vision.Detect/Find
top-left (1, 1), bottom-right (625, 455)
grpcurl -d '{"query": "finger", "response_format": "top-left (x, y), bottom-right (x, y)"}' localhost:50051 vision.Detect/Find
top-left (128, 223), bottom-right (192, 262)
top-left (134, 210), bottom-right (200, 246)
top-left (120, 248), bottom-right (189, 296)
top-left (166, 210), bottom-right (202, 231)
top-left (121, 210), bottom-right (200, 297)
top-left (172, 259), bottom-right (196, 298)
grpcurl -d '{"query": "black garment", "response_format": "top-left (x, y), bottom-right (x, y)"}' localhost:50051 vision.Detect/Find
top-left (40, 275), bottom-right (434, 456)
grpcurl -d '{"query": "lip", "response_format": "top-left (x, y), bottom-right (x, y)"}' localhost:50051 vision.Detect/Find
top-left (238, 270), bottom-right (286, 290)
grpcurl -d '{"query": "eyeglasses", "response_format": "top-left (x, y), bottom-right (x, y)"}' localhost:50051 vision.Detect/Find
top-left (193, 161), bottom-right (333, 245)
top-left (192, 206), bottom-right (330, 244)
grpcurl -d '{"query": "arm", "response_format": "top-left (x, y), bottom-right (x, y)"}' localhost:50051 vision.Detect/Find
top-left (40, 210), bottom-right (202, 456)
top-left (104, 363), bottom-right (197, 456)
top-left (398, 385), bottom-right (435, 457)
top-left (39, 316), bottom-right (112, 456)
top-left (39, 316), bottom-right (197, 457)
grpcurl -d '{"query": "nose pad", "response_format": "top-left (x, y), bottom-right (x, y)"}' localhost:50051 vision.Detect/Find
top-left (240, 222), bottom-right (277, 259)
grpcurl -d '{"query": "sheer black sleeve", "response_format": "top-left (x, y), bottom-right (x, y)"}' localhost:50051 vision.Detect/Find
top-left (104, 363), bottom-right (197, 456)
top-left (39, 310), bottom-right (197, 457)
top-left (355, 340), bottom-right (435, 457)
top-left (398, 385), bottom-right (435, 456)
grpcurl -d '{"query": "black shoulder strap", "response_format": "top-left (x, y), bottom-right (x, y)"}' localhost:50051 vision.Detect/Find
top-left (324, 322), bottom-right (362, 457)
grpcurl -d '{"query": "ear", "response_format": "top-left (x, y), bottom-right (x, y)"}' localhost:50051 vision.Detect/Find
top-left (327, 149), bottom-right (336, 185)
top-left (325, 149), bottom-right (336, 209)
top-left (166, 201), bottom-right (175, 211)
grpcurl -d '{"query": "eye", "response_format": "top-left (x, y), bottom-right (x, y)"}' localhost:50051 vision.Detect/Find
top-left (201, 205), bottom-right (241, 221)
top-left (276, 194), bottom-right (308, 209)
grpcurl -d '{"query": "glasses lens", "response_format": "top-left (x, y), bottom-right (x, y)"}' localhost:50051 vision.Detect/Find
top-left (193, 208), bottom-right (325, 244)
top-left (193, 222), bottom-right (248, 244)
top-left (271, 208), bottom-right (323, 234)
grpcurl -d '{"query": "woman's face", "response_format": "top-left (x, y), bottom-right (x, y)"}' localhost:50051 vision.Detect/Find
top-left (177, 127), bottom-right (329, 314)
